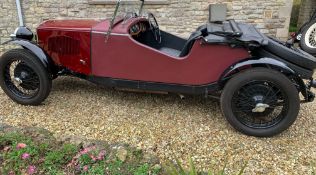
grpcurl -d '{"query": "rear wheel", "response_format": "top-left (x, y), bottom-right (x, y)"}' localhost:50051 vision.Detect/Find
top-left (0, 49), bottom-right (52, 105)
top-left (220, 68), bottom-right (300, 137)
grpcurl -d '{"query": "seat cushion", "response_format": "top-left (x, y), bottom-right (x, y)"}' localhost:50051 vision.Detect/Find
top-left (159, 47), bottom-right (181, 57)
top-left (179, 31), bottom-right (202, 57)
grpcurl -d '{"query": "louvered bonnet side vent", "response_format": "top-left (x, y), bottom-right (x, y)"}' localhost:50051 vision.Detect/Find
top-left (48, 36), bottom-right (80, 55)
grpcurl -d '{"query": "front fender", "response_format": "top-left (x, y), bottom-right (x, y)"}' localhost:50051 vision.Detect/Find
top-left (1, 39), bottom-right (56, 74)
top-left (1, 38), bottom-right (58, 77)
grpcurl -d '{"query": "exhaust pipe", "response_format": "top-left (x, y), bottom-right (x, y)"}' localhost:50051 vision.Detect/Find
top-left (15, 0), bottom-right (24, 27)
top-left (310, 80), bottom-right (316, 88)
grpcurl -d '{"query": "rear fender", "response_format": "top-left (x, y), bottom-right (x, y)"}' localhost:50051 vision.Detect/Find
top-left (1, 39), bottom-right (57, 75)
top-left (221, 57), bottom-right (295, 80)
top-left (220, 57), bottom-right (310, 100)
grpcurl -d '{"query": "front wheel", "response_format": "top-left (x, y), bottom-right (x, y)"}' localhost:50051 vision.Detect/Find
top-left (0, 49), bottom-right (52, 105)
top-left (220, 68), bottom-right (300, 137)
top-left (300, 20), bottom-right (316, 54)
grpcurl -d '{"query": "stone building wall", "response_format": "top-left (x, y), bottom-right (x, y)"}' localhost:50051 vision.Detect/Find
top-left (0, 0), bottom-right (293, 54)
top-left (298, 0), bottom-right (316, 27)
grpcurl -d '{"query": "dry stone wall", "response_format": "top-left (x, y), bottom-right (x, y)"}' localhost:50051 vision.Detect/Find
top-left (0, 0), bottom-right (293, 54)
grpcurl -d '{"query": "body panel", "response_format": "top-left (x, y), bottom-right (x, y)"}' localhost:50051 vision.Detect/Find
top-left (37, 20), bottom-right (100, 31)
top-left (92, 17), bottom-right (146, 34)
top-left (37, 20), bottom-right (99, 74)
top-left (36, 18), bottom-right (129, 75)
top-left (91, 32), bottom-right (250, 85)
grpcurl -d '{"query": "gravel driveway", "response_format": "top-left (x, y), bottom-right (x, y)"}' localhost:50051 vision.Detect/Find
top-left (1, 77), bottom-right (316, 174)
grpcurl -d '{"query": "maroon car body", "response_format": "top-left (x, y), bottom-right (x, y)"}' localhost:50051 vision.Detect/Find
top-left (37, 18), bottom-right (249, 85)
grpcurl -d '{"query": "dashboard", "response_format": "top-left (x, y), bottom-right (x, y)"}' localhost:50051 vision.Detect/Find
top-left (129, 22), bottom-right (148, 36)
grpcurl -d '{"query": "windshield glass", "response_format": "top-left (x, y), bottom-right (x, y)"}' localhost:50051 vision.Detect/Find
top-left (113, 0), bottom-right (144, 22)
top-left (106, 0), bottom-right (146, 39)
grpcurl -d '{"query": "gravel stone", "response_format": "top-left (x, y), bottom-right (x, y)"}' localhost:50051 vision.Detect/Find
top-left (0, 76), bottom-right (316, 174)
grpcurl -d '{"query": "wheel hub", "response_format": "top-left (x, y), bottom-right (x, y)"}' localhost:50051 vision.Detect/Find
top-left (252, 103), bottom-right (270, 113)
top-left (13, 63), bottom-right (39, 91)
top-left (19, 71), bottom-right (29, 79)
top-left (14, 71), bottom-right (29, 85)
top-left (14, 77), bottom-right (23, 84)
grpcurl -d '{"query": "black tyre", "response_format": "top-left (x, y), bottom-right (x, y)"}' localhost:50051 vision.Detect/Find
top-left (0, 49), bottom-right (52, 105)
top-left (220, 68), bottom-right (300, 137)
top-left (300, 20), bottom-right (316, 55)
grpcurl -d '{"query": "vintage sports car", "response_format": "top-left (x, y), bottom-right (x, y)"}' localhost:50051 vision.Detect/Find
top-left (1, 0), bottom-right (316, 137)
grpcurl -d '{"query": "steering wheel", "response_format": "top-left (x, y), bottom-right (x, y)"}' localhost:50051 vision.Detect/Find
top-left (148, 13), bottom-right (162, 43)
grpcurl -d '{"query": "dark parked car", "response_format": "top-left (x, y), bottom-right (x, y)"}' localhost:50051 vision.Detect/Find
top-left (291, 8), bottom-right (316, 55)
top-left (1, 0), bottom-right (316, 137)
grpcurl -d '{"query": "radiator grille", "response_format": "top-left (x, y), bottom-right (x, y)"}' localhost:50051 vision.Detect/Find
top-left (48, 36), bottom-right (80, 55)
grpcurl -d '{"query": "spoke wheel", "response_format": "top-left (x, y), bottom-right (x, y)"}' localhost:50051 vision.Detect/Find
top-left (4, 60), bottom-right (40, 99)
top-left (232, 81), bottom-right (288, 129)
top-left (300, 21), bottom-right (316, 54)
top-left (0, 49), bottom-right (52, 105)
top-left (305, 23), bottom-right (316, 48)
top-left (221, 68), bottom-right (300, 137)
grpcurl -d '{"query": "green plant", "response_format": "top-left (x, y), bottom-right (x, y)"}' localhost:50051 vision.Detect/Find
top-left (2, 136), bottom-right (40, 175)
top-left (62, 144), bottom-right (78, 157)
top-left (152, 165), bottom-right (162, 175)
top-left (290, 0), bottom-right (301, 32)
top-left (289, 25), bottom-right (298, 33)
top-left (107, 159), bottom-right (124, 175)
top-left (45, 150), bottom-right (66, 167)
top-left (42, 145), bottom-right (77, 174)
top-left (80, 153), bottom-right (94, 165)
top-left (1, 131), bottom-right (161, 175)
top-left (165, 157), bottom-right (248, 175)
top-left (0, 132), bottom-right (33, 147)
top-left (132, 149), bottom-right (144, 161)
top-left (38, 143), bottom-right (50, 155)
top-left (132, 163), bottom-right (150, 175)
top-left (87, 163), bottom-right (106, 174)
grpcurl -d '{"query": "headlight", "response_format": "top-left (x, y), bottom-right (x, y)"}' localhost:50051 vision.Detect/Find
top-left (10, 26), bottom-right (34, 41)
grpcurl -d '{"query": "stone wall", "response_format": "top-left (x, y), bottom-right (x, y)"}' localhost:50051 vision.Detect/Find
top-left (298, 0), bottom-right (316, 27)
top-left (0, 0), bottom-right (293, 54)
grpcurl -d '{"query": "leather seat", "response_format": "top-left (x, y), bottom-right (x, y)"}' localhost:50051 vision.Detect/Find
top-left (159, 47), bottom-right (181, 57)
top-left (178, 31), bottom-right (202, 57)
top-left (159, 30), bottom-right (202, 57)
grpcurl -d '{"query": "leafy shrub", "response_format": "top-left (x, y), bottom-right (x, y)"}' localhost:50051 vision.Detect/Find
top-left (0, 131), bottom-right (160, 175)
